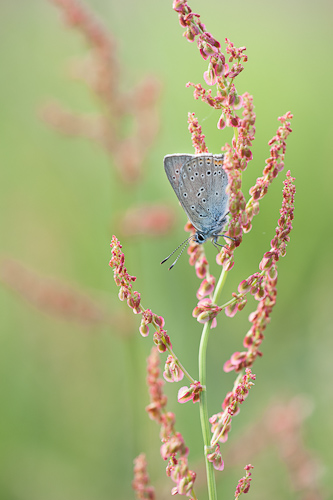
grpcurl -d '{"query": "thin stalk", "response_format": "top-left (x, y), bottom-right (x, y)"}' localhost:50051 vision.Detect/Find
top-left (140, 304), bottom-right (196, 383)
top-left (198, 267), bottom-right (228, 500)
top-left (199, 320), bottom-right (216, 500)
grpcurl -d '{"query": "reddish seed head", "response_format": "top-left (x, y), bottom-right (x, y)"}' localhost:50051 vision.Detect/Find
top-left (173, 0), bottom-right (186, 12)
top-left (196, 275), bottom-right (215, 300)
top-left (217, 113), bottom-right (226, 130)
top-left (203, 66), bottom-right (218, 86)
top-left (178, 381), bottom-right (202, 404)
top-left (206, 444), bottom-right (224, 471)
top-left (225, 301), bottom-right (239, 318)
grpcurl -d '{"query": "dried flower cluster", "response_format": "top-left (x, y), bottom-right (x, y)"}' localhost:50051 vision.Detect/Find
top-left (225, 398), bottom-right (323, 499)
top-left (93, 229), bottom-right (202, 495)
top-left (1, 0), bottom-right (175, 338)
top-left (188, 112), bottom-right (208, 154)
top-left (177, 380), bottom-right (203, 404)
top-left (210, 369), bottom-right (256, 445)
top-left (164, 355), bottom-right (184, 383)
top-left (173, 0), bottom-right (294, 336)
top-left (174, 0), bottom-right (247, 92)
top-left (109, 236), bottom-right (175, 357)
top-left (43, 0), bottom-right (176, 244)
top-left (118, 204), bottom-right (176, 238)
top-left (192, 298), bottom-right (222, 329)
top-left (234, 464), bottom-right (254, 498)
top-left (45, 0), bottom-right (161, 184)
top-left (0, 257), bottom-right (107, 326)
top-left (223, 171), bottom-right (296, 373)
top-left (132, 453), bottom-right (155, 500)
top-left (146, 348), bottom-right (196, 497)
top-left (264, 399), bottom-right (322, 498)
top-left (109, 236), bottom-right (141, 314)
top-left (218, 93), bottom-right (256, 269)
top-left (188, 111), bottom-right (294, 336)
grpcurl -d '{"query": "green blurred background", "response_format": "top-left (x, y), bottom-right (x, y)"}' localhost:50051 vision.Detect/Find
top-left (0, 0), bottom-right (332, 498)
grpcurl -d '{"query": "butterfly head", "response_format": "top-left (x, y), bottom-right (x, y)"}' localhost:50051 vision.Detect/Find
top-left (194, 231), bottom-right (208, 244)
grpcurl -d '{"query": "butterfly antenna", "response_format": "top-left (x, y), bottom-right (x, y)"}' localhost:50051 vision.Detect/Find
top-left (168, 239), bottom-right (193, 270)
top-left (161, 235), bottom-right (195, 269)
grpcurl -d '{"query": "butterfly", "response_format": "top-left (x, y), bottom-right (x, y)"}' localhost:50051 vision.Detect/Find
top-left (162, 153), bottom-right (230, 269)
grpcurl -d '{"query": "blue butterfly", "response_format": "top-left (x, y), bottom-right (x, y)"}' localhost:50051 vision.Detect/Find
top-left (162, 153), bottom-right (230, 269)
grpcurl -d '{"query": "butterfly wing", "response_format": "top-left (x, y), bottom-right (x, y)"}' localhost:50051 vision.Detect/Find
top-left (164, 153), bottom-right (194, 206)
top-left (177, 154), bottom-right (229, 236)
top-left (164, 153), bottom-right (229, 237)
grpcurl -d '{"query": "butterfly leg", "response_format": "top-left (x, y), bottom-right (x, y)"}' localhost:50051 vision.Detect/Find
top-left (213, 241), bottom-right (226, 249)
top-left (217, 234), bottom-right (235, 241)
top-left (212, 237), bottom-right (226, 250)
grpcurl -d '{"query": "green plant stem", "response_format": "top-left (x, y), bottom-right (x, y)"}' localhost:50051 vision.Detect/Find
top-left (199, 320), bottom-right (216, 500)
top-left (198, 267), bottom-right (228, 500)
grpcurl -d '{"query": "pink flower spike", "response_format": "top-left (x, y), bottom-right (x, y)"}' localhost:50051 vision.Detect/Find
top-left (235, 464), bottom-right (254, 498)
top-left (145, 347), bottom-right (168, 424)
top-left (188, 112), bottom-right (208, 154)
top-left (132, 453), bottom-right (155, 500)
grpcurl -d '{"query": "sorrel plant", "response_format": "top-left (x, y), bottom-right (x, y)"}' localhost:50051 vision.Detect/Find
top-left (109, 1), bottom-right (295, 499)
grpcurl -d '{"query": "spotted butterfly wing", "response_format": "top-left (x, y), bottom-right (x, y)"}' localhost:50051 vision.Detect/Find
top-left (163, 154), bottom-right (193, 199)
top-left (164, 153), bottom-right (229, 239)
